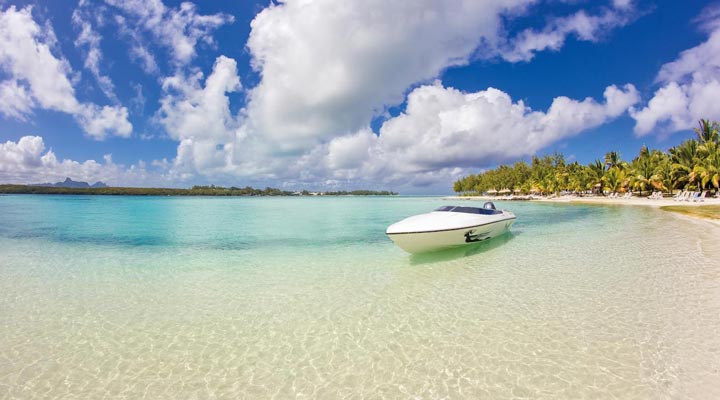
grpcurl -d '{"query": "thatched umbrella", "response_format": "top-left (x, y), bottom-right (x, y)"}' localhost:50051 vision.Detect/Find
top-left (498, 188), bottom-right (511, 194)
top-left (486, 189), bottom-right (498, 195)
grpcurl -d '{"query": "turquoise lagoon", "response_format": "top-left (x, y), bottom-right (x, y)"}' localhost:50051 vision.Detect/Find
top-left (0, 195), bottom-right (719, 398)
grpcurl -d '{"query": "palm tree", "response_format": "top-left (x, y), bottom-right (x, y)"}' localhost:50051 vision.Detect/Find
top-left (649, 155), bottom-right (672, 193)
top-left (453, 180), bottom-right (464, 193)
top-left (604, 167), bottom-right (628, 194)
top-left (697, 141), bottom-right (720, 190)
top-left (588, 159), bottom-right (606, 194)
top-left (604, 151), bottom-right (622, 170)
top-left (630, 146), bottom-right (654, 195)
top-left (451, 118), bottom-right (720, 196)
top-left (670, 139), bottom-right (699, 190)
top-left (631, 167), bottom-right (652, 195)
top-left (694, 119), bottom-right (719, 144)
top-left (544, 175), bottom-right (559, 194)
top-left (532, 179), bottom-right (547, 195)
top-left (555, 169), bottom-right (570, 192)
top-left (565, 162), bottom-right (587, 193)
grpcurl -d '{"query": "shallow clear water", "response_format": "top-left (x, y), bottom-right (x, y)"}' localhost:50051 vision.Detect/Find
top-left (1, 195), bottom-right (719, 399)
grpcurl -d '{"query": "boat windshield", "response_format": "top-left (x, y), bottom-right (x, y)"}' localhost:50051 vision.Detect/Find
top-left (434, 206), bottom-right (501, 215)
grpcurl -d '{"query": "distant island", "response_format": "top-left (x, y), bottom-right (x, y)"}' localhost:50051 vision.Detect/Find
top-left (0, 181), bottom-right (398, 196)
top-left (32, 177), bottom-right (109, 188)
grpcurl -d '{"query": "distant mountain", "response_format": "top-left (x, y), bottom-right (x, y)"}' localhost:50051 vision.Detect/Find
top-left (34, 177), bottom-right (108, 188)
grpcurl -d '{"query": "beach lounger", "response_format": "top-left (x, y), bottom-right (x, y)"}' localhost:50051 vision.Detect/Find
top-left (674, 191), bottom-right (686, 201)
top-left (692, 191), bottom-right (707, 202)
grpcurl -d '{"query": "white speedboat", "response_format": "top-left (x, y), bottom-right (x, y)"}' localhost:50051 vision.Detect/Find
top-left (386, 202), bottom-right (516, 254)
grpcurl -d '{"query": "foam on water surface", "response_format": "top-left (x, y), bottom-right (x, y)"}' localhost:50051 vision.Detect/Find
top-left (1, 195), bottom-right (719, 398)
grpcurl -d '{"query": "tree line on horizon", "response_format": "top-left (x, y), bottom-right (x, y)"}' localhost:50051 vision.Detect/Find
top-left (453, 119), bottom-right (720, 196)
top-left (0, 184), bottom-right (398, 196)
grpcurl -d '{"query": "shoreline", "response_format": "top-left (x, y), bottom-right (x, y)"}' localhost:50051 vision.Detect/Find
top-left (444, 194), bottom-right (720, 225)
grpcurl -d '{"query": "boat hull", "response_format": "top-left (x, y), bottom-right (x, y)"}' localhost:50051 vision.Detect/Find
top-left (387, 217), bottom-right (515, 254)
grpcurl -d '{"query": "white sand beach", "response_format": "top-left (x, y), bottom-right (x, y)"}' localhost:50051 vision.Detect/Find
top-left (445, 194), bottom-right (720, 226)
top-left (446, 193), bottom-right (720, 207)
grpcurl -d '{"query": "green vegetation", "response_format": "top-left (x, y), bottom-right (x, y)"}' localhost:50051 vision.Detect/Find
top-left (0, 185), bottom-right (398, 196)
top-left (454, 119), bottom-right (720, 196)
top-left (0, 184), bottom-right (290, 196)
top-left (318, 190), bottom-right (397, 196)
top-left (661, 205), bottom-right (720, 220)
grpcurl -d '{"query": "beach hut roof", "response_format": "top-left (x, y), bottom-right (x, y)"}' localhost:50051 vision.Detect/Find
top-left (499, 188), bottom-right (511, 194)
top-left (487, 189), bottom-right (498, 193)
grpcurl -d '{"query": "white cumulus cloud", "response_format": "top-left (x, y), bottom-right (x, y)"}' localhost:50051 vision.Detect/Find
top-left (630, 11), bottom-right (720, 135)
top-left (158, 56), bottom-right (242, 173)
top-left (318, 83), bottom-right (639, 186)
top-left (0, 6), bottom-right (80, 115)
top-left (148, 0), bottom-right (644, 191)
top-left (72, 2), bottom-right (117, 102)
top-left (0, 5), bottom-right (132, 140)
top-left (498, 1), bottom-right (638, 62)
top-left (187, 82), bottom-right (639, 191)
top-left (0, 80), bottom-right (34, 120)
top-left (245, 0), bottom-right (531, 152)
top-left (77, 104), bottom-right (133, 139)
top-left (105, 0), bottom-right (234, 67)
top-left (0, 1), bottom-right (648, 192)
top-left (0, 136), bottom-right (159, 185)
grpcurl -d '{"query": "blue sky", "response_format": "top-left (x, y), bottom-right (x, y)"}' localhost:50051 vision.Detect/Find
top-left (0, 0), bottom-right (718, 193)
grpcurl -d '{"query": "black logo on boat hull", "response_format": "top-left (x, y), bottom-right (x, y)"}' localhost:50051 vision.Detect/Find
top-left (464, 229), bottom-right (490, 243)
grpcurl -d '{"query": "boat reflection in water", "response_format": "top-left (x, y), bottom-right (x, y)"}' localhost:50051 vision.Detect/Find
top-left (408, 230), bottom-right (516, 265)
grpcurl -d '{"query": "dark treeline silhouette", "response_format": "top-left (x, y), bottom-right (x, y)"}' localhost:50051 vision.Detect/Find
top-left (0, 184), bottom-right (397, 196)
top-left (323, 190), bottom-right (397, 196)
